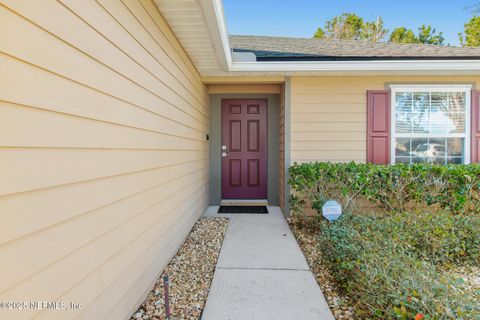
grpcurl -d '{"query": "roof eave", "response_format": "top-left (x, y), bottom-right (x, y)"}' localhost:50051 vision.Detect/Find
top-left (163, 1), bottom-right (480, 76)
top-left (199, 0), bottom-right (232, 70)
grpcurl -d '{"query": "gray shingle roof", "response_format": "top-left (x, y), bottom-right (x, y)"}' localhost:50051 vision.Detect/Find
top-left (229, 35), bottom-right (480, 61)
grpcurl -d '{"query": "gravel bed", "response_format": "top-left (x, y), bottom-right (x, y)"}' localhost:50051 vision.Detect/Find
top-left (288, 220), bottom-right (356, 320)
top-left (131, 218), bottom-right (228, 320)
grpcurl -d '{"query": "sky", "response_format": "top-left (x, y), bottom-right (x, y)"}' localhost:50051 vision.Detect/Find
top-left (223, 0), bottom-right (478, 46)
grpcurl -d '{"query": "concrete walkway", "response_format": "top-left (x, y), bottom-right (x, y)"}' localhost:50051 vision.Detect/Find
top-left (202, 206), bottom-right (334, 320)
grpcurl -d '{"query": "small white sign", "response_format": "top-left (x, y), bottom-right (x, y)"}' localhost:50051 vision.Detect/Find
top-left (322, 200), bottom-right (342, 221)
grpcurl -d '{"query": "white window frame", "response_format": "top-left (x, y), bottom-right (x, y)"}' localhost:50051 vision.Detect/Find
top-left (390, 84), bottom-right (471, 165)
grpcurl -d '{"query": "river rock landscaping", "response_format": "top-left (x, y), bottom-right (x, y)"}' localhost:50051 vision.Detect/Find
top-left (130, 218), bottom-right (228, 320)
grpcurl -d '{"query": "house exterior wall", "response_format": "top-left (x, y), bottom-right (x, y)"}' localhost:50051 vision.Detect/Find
top-left (208, 84), bottom-right (282, 94)
top-left (0, 1), bottom-right (209, 320)
top-left (290, 76), bottom-right (480, 164)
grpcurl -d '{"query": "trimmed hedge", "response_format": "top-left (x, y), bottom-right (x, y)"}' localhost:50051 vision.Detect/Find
top-left (289, 162), bottom-right (480, 215)
top-left (318, 211), bottom-right (480, 319)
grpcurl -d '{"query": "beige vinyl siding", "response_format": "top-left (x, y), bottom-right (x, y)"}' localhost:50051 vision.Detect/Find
top-left (203, 76), bottom-right (285, 84)
top-left (290, 76), bottom-right (480, 163)
top-left (0, 1), bottom-right (208, 320)
top-left (278, 84), bottom-right (286, 212)
top-left (208, 84), bottom-right (282, 94)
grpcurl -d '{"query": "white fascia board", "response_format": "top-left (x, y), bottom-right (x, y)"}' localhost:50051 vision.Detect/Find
top-left (199, 0), bottom-right (232, 70)
top-left (229, 60), bottom-right (480, 72)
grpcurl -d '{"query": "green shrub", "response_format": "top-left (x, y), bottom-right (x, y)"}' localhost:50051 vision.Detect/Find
top-left (395, 212), bottom-right (480, 266)
top-left (289, 162), bottom-right (373, 212)
top-left (289, 162), bottom-right (480, 214)
top-left (318, 212), bottom-right (480, 319)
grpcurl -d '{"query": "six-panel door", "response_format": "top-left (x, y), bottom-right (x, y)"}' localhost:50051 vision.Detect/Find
top-left (221, 99), bottom-right (267, 199)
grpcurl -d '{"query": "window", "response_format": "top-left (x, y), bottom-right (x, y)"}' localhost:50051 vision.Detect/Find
top-left (391, 85), bottom-right (471, 165)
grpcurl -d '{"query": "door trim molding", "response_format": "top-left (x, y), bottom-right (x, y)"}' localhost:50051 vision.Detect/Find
top-left (284, 78), bottom-right (292, 215)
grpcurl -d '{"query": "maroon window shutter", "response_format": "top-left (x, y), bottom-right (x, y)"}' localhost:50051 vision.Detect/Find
top-left (367, 90), bottom-right (391, 164)
top-left (472, 90), bottom-right (480, 163)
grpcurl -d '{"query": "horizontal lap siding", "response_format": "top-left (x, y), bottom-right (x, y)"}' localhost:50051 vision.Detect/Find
top-left (0, 1), bottom-right (209, 320)
top-left (291, 77), bottom-right (370, 163)
top-left (291, 76), bottom-right (480, 163)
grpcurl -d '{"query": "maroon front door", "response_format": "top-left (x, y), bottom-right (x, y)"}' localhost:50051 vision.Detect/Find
top-left (221, 99), bottom-right (267, 199)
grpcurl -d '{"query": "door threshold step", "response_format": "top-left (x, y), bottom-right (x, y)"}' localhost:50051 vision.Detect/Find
top-left (220, 199), bottom-right (268, 206)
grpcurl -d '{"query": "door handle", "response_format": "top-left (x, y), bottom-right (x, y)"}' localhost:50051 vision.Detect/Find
top-left (221, 145), bottom-right (230, 157)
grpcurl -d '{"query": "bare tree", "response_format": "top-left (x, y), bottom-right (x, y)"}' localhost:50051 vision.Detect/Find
top-left (362, 17), bottom-right (389, 42)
